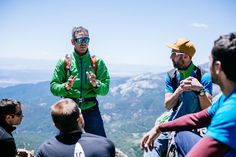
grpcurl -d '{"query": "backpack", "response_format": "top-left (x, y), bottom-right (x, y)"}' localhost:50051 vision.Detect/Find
top-left (64, 54), bottom-right (97, 76)
top-left (167, 66), bottom-right (206, 111)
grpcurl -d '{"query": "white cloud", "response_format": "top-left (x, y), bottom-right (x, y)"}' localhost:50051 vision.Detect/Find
top-left (191, 23), bottom-right (208, 28)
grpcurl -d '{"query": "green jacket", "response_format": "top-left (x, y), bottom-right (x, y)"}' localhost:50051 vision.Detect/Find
top-left (50, 50), bottom-right (110, 110)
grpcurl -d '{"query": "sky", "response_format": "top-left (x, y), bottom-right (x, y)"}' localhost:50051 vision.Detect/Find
top-left (0, 0), bottom-right (236, 71)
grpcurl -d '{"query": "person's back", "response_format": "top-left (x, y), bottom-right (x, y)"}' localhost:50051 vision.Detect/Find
top-left (0, 125), bottom-right (17, 157)
top-left (36, 132), bottom-right (115, 157)
top-left (35, 98), bottom-right (115, 157)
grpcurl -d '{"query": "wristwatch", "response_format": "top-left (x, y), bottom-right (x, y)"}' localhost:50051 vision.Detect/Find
top-left (198, 89), bottom-right (205, 96)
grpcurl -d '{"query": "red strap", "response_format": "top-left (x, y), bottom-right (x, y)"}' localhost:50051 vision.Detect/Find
top-left (64, 54), bottom-right (71, 73)
top-left (91, 55), bottom-right (97, 72)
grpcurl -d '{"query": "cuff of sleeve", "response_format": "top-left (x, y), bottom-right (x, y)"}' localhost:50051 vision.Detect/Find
top-left (95, 80), bottom-right (101, 88)
top-left (62, 83), bottom-right (69, 92)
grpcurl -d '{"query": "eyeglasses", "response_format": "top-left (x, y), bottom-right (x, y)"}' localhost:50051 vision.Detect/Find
top-left (14, 110), bottom-right (23, 117)
top-left (170, 51), bottom-right (184, 58)
top-left (74, 37), bottom-right (90, 44)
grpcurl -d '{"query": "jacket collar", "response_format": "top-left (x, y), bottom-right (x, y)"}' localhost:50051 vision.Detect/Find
top-left (0, 120), bottom-right (16, 135)
top-left (73, 49), bottom-right (91, 60)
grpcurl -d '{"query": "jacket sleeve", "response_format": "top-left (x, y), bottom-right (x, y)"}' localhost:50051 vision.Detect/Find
top-left (94, 58), bottom-right (110, 96)
top-left (50, 59), bottom-right (69, 97)
top-left (159, 108), bottom-right (212, 132)
top-left (186, 136), bottom-right (233, 157)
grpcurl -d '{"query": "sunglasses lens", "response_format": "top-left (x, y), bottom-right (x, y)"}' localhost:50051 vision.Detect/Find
top-left (75, 37), bottom-right (90, 44)
top-left (84, 37), bottom-right (90, 44)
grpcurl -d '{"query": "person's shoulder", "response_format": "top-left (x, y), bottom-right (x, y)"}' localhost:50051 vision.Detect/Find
top-left (0, 126), bottom-right (13, 140)
top-left (201, 72), bottom-right (211, 82)
top-left (81, 132), bottom-right (106, 139)
top-left (91, 55), bottom-right (105, 63)
top-left (39, 137), bottom-right (57, 147)
top-left (81, 133), bottom-right (114, 145)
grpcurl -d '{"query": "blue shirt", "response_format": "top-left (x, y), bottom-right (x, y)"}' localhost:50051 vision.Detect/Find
top-left (207, 88), bottom-right (236, 150)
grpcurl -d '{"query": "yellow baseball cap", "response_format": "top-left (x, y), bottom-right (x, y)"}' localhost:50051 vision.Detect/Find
top-left (167, 38), bottom-right (196, 57)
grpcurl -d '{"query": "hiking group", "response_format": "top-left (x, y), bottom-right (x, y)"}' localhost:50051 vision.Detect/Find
top-left (0, 25), bottom-right (236, 157)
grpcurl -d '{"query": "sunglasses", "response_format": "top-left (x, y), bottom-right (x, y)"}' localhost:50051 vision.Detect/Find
top-left (171, 51), bottom-right (184, 57)
top-left (74, 37), bottom-right (90, 44)
top-left (14, 110), bottom-right (23, 117)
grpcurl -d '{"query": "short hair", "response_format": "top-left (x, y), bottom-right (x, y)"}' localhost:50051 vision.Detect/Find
top-left (0, 98), bottom-right (21, 121)
top-left (51, 98), bottom-right (81, 133)
top-left (72, 26), bottom-right (89, 40)
top-left (211, 33), bottom-right (236, 82)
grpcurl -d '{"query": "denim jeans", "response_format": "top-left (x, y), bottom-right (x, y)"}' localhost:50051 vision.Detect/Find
top-left (175, 131), bottom-right (236, 157)
top-left (81, 102), bottom-right (106, 137)
top-left (169, 91), bottom-right (200, 120)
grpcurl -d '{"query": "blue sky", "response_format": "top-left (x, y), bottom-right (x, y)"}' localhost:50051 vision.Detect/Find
top-left (0, 0), bottom-right (235, 69)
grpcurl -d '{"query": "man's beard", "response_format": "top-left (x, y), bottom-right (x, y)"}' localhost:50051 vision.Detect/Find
top-left (172, 58), bottom-right (184, 69)
top-left (172, 60), bottom-right (178, 68)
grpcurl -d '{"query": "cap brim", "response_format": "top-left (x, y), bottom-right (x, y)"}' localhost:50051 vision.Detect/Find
top-left (167, 44), bottom-right (180, 51)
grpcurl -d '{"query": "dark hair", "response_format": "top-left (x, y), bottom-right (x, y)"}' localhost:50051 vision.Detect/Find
top-left (0, 98), bottom-right (21, 121)
top-left (51, 99), bottom-right (81, 133)
top-left (211, 33), bottom-right (236, 82)
top-left (72, 26), bottom-right (89, 40)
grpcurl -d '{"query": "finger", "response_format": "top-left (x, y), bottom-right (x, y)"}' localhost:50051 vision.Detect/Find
top-left (140, 136), bottom-right (147, 149)
top-left (89, 71), bottom-right (96, 78)
top-left (72, 76), bottom-right (77, 82)
top-left (86, 71), bottom-right (91, 78)
top-left (148, 141), bottom-right (154, 151)
top-left (145, 137), bottom-right (152, 150)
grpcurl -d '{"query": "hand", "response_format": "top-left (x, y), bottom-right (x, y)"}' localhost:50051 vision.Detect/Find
top-left (17, 148), bottom-right (33, 157)
top-left (65, 75), bottom-right (76, 91)
top-left (140, 125), bottom-right (161, 152)
top-left (186, 77), bottom-right (203, 92)
top-left (86, 71), bottom-right (98, 87)
top-left (179, 77), bottom-right (203, 92)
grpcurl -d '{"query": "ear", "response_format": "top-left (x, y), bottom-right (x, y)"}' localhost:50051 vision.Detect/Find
top-left (183, 54), bottom-right (190, 60)
top-left (214, 61), bottom-right (222, 75)
top-left (5, 115), bottom-right (14, 124)
top-left (77, 115), bottom-right (85, 129)
top-left (71, 39), bottom-right (75, 45)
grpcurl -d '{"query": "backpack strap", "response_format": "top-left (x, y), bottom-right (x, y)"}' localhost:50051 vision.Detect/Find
top-left (64, 54), bottom-right (97, 76)
top-left (194, 66), bottom-right (205, 82)
top-left (168, 69), bottom-right (180, 111)
top-left (168, 69), bottom-right (178, 92)
top-left (90, 55), bottom-right (97, 73)
top-left (64, 54), bottom-right (71, 75)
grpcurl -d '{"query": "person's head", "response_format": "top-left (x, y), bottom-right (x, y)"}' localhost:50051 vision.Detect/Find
top-left (0, 98), bottom-right (24, 126)
top-left (209, 33), bottom-right (236, 85)
top-left (167, 38), bottom-right (196, 69)
top-left (51, 98), bottom-right (84, 133)
top-left (71, 26), bottom-right (90, 55)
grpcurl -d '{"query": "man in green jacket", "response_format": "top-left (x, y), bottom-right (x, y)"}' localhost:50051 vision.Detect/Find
top-left (50, 26), bottom-right (110, 137)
